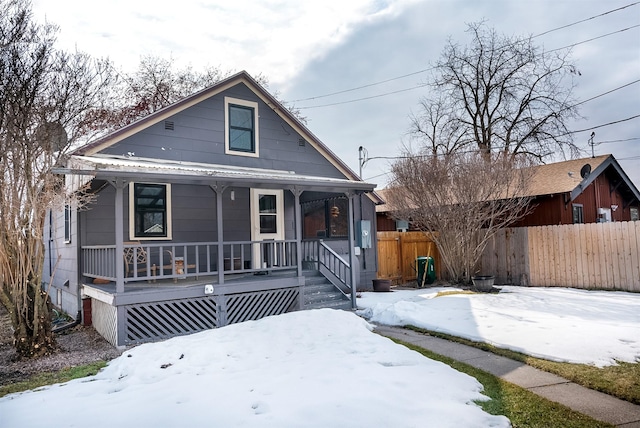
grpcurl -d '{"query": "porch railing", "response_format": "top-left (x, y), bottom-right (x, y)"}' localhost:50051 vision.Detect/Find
top-left (302, 239), bottom-right (351, 292)
top-left (82, 240), bottom-right (298, 284)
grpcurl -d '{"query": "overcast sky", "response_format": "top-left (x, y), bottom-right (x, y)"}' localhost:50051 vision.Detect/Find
top-left (32, 0), bottom-right (640, 188)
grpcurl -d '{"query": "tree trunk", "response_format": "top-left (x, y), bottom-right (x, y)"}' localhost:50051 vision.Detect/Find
top-left (12, 280), bottom-right (56, 358)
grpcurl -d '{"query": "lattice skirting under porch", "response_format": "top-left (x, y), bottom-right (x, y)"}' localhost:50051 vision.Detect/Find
top-left (121, 287), bottom-right (300, 346)
top-left (91, 299), bottom-right (118, 347)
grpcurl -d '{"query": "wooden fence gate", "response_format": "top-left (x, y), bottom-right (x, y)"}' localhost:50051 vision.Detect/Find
top-left (376, 231), bottom-right (441, 285)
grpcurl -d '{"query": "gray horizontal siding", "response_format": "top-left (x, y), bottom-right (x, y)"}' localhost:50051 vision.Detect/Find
top-left (100, 83), bottom-right (347, 180)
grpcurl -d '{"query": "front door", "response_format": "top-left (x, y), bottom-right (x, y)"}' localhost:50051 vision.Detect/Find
top-left (250, 189), bottom-right (285, 269)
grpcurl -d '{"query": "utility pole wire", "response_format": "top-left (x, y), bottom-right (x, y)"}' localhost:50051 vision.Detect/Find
top-left (532, 1), bottom-right (639, 37)
top-left (547, 24), bottom-right (640, 53)
top-left (289, 2), bottom-right (638, 105)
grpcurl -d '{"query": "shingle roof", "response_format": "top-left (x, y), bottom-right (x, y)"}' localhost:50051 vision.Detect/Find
top-left (376, 154), bottom-right (639, 212)
top-left (522, 155), bottom-right (610, 197)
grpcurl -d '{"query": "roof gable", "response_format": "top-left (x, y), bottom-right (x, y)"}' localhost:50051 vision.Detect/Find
top-left (526, 155), bottom-right (640, 204)
top-left (74, 72), bottom-right (359, 182)
top-left (525, 155), bottom-right (610, 197)
top-left (376, 154), bottom-right (639, 212)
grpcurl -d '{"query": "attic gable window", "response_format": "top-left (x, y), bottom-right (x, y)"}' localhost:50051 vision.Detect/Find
top-left (129, 182), bottom-right (173, 240)
top-left (225, 97), bottom-right (259, 157)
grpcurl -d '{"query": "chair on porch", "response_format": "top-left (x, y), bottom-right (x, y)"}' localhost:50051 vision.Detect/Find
top-left (123, 242), bottom-right (155, 280)
top-left (155, 250), bottom-right (197, 283)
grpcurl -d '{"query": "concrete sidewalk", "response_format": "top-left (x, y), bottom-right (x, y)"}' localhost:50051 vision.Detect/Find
top-left (374, 325), bottom-right (640, 428)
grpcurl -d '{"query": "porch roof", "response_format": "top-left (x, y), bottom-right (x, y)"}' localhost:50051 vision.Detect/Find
top-left (60, 154), bottom-right (377, 193)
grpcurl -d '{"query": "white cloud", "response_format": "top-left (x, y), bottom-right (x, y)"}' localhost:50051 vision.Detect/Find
top-left (33, 0), bottom-right (419, 85)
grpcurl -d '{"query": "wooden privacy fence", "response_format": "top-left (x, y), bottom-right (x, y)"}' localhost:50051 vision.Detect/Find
top-left (479, 221), bottom-right (640, 292)
top-left (377, 231), bottom-right (441, 284)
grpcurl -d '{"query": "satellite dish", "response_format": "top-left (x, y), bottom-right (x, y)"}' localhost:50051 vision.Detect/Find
top-left (580, 163), bottom-right (591, 179)
top-left (36, 122), bottom-right (68, 151)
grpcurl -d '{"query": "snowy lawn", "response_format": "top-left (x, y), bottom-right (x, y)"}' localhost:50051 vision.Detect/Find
top-left (357, 286), bottom-right (640, 367)
top-left (0, 309), bottom-right (508, 428)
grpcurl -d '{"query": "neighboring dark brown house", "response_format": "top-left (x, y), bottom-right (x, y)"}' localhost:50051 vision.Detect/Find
top-left (375, 188), bottom-right (418, 232)
top-left (376, 154), bottom-right (640, 230)
top-left (513, 155), bottom-right (639, 226)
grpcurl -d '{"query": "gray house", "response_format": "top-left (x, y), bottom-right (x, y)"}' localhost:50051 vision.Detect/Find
top-left (45, 71), bottom-right (381, 348)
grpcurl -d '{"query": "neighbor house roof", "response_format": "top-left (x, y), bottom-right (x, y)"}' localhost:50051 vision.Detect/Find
top-left (523, 154), bottom-right (640, 203)
top-left (71, 70), bottom-right (384, 204)
top-left (376, 154), bottom-right (640, 213)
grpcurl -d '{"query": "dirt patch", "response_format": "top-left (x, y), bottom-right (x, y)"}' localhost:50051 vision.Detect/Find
top-left (0, 303), bottom-right (123, 387)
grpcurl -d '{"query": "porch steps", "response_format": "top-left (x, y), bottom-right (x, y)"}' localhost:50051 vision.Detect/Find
top-left (302, 270), bottom-right (352, 311)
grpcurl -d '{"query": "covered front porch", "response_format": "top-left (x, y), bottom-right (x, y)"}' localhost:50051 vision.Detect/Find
top-left (62, 155), bottom-right (376, 347)
top-left (83, 239), bottom-right (355, 347)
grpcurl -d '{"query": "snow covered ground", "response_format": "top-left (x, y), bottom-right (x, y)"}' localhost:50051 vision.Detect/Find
top-left (358, 285), bottom-right (640, 367)
top-left (2, 285), bottom-right (637, 426)
top-left (0, 309), bottom-right (508, 428)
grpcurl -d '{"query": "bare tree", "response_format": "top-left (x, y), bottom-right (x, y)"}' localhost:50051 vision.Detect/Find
top-left (388, 151), bottom-right (533, 284)
top-left (409, 94), bottom-right (469, 156)
top-left (96, 56), bottom-right (307, 131)
top-left (0, 0), bottom-right (115, 357)
top-left (413, 22), bottom-right (581, 161)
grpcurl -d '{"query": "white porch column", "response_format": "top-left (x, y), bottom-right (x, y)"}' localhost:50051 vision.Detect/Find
top-left (114, 179), bottom-right (125, 294)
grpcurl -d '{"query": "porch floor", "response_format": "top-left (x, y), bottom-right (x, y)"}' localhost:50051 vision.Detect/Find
top-left (83, 269), bottom-right (301, 295)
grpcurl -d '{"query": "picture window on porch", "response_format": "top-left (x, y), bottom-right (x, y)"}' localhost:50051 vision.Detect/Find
top-left (129, 182), bottom-right (172, 240)
top-left (572, 203), bottom-right (584, 224)
top-left (225, 97), bottom-right (259, 157)
top-left (302, 198), bottom-right (348, 239)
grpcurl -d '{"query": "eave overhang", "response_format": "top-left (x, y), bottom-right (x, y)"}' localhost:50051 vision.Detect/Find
top-left (54, 155), bottom-right (376, 194)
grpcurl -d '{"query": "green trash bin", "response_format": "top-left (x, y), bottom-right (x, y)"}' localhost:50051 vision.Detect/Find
top-left (416, 256), bottom-right (435, 287)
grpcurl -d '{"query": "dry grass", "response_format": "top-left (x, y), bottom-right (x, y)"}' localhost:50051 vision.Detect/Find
top-left (407, 326), bottom-right (640, 404)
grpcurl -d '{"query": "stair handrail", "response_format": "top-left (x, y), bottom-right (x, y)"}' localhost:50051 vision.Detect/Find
top-left (317, 240), bottom-right (351, 292)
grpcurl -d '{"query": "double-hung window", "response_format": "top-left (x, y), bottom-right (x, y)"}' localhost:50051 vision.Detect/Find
top-left (130, 183), bottom-right (172, 239)
top-left (225, 97), bottom-right (259, 157)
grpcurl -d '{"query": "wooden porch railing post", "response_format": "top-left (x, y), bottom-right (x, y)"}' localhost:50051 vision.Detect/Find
top-left (215, 184), bottom-right (225, 285)
top-left (347, 192), bottom-right (357, 309)
top-left (114, 179), bottom-right (125, 293)
top-left (293, 187), bottom-right (303, 279)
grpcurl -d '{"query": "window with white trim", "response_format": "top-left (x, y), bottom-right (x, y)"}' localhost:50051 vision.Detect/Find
top-left (225, 97), bottom-right (259, 157)
top-left (129, 182), bottom-right (172, 240)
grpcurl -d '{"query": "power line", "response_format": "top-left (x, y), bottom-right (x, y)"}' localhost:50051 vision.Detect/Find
top-left (598, 137), bottom-right (640, 144)
top-left (290, 3), bottom-right (638, 107)
top-left (298, 76), bottom-right (640, 111)
top-left (360, 116), bottom-right (640, 165)
top-left (297, 84), bottom-right (427, 109)
top-left (289, 68), bottom-right (433, 103)
top-left (296, 38), bottom-right (639, 110)
top-left (547, 24), bottom-right (640, 53)
top-left (572, 79), bottom-right (640, 108)
top-left (569, 114), bottom-right (640, 134)
top-left (532, 2), bottom-right (639, 37)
